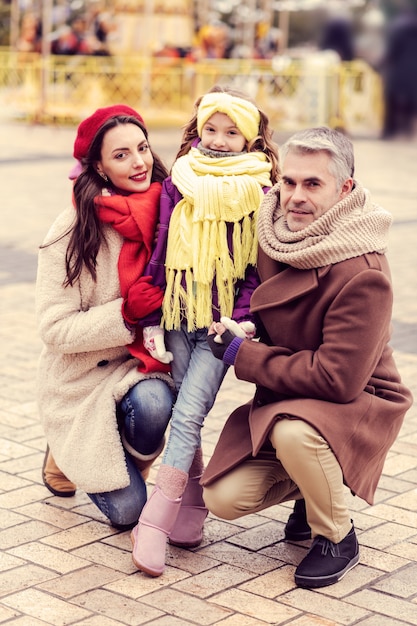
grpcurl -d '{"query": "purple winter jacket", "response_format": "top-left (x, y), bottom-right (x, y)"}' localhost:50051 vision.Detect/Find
top-left (141, 175), bottom-right (269, 329)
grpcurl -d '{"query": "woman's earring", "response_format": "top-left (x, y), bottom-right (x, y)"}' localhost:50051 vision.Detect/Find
top-left (98, 171), bottom-right (108, 182)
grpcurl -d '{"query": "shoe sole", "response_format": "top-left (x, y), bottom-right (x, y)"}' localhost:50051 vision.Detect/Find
top-left (295, 553), bottom-right (359, 588)
top-left (42, 446), bottom-right (76, 498)
top-left (131, 555), bottom-right (163, 577)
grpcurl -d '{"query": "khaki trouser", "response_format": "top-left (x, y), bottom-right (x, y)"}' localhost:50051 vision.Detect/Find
top-left (203, 418), bottom-right (352, 543)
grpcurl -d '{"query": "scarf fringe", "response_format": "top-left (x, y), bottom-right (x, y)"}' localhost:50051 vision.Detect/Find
top-left (163, 264), bottom-right (239, 332)
top-left (163, 215), bottom-right (256, 332)
top-left (163, 149), bottom-right (272, 330)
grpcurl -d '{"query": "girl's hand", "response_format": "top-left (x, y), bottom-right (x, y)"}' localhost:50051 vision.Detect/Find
top-left (143, 326), bottom-right (173, 364)
top-left (213, 316), bottom-right (256, 343)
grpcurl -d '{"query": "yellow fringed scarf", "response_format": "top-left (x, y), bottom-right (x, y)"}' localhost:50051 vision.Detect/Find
top-left (163, 147), bottom-right (272, 331)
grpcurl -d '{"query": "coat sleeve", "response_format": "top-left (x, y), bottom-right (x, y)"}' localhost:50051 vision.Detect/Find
top-left (231, 264), bottom-right (261, 324)
top-left (229, 186), bottom-right (268, 325)
top-left (234, 268), bottom-right (394, 403)
top-left (139, 177), bottom-right (178, 327)
top-left (36, 213), bottom-right (134, 355)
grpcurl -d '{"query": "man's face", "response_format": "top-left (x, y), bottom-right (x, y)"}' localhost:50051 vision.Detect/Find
top-left (280, 149), bottom-right (353, 232)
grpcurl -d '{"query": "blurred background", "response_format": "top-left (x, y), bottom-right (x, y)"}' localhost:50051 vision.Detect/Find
top-left (0, 0), bottom-right (416, 139)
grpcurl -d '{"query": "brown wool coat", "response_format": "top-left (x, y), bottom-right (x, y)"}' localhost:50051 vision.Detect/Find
top-left (201, 249), bottom-right (413, 504)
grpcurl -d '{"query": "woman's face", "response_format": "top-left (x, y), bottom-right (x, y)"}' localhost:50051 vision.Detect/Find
top-left (96, 123), bottom-right (154, 193)
top-left (200, 112), bottom-right (246, 153)
top-left (280, 149), bottom-right (353, 231)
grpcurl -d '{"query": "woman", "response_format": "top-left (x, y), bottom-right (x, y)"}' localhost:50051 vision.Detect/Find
top-left (36, 105), bottom-right (174, 529)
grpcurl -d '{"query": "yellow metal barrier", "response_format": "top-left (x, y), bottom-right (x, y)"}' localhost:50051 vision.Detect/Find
top-left (0, 49), bottom-right (383, 135)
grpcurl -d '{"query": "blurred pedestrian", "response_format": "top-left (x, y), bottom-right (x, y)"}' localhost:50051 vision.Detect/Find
top-left (51, 16), bottom-right (92, 55)
top-left (381, 8), bottom-right (417, 139)
top-left (37, 105), bottom-right (174, 528)
top-left (319, 13), bottom-right (355, 61)
top-left (16, 12), bottom-right (42, 54)
top-left (89, 6), bottom-right (117, 56)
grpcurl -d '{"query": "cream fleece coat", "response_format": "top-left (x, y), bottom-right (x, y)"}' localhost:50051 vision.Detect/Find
top-left (36, 207), bottom-right (173, 493)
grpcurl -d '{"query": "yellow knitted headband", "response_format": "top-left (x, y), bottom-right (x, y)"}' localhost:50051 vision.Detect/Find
top-left (197, 92), bottom-right (261, 142)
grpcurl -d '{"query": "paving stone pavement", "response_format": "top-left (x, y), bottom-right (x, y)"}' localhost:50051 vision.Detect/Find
top-left (0, 120), bottom-right (416, 626)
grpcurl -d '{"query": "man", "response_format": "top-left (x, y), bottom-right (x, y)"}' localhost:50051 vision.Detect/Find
top-left (203, 127), bottom-right (413, 588)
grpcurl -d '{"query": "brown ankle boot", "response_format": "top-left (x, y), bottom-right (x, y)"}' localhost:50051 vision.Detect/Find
top-left (42, 446), bottom-right (76, 497)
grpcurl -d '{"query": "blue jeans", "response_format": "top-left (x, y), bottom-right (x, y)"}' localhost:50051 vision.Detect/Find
top-left (88, 378), bottom-right (173, 529)
top-left (162, 325), bottom-right (227, 472)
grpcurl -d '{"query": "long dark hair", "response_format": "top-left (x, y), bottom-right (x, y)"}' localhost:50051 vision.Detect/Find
top-left (42, 115), bottom-right (168, 287)
top-left (176, 84), bottom-right (280, 184)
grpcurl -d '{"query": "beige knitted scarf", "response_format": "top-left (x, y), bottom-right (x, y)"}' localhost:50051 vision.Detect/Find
top-left (257, 181), bottom-right (392, 270)
top-left (163, 147), bottom-right (272, 331)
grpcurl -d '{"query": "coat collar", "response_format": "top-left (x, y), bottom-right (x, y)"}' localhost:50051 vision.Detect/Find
top-left (250, 264), bottom-right (332, 311)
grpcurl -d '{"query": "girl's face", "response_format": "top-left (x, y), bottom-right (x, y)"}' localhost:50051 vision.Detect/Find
top-left (200, 112), bottom-right (246, 153)
top-left (96, 123), bottom-right (154, 193)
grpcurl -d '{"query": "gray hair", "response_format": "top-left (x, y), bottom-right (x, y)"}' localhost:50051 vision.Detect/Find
top-left (280, 127), bottom-right (354, 187)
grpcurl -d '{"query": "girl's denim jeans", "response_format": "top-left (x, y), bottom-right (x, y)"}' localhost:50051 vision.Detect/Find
top-left (162, 325), bottom-right (227, 472)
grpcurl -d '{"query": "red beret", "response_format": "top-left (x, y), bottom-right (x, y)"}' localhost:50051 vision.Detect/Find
top-left (73, 105), bottom-right (145, 160)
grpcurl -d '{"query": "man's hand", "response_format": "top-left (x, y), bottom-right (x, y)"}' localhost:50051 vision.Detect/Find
top-left (207, 323), bottom-right (236, 360)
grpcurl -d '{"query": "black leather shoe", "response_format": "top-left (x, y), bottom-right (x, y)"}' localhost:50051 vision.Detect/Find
top-left (295, 524), bottom-right (359, 588)
top-left (284, 499), bottom-right (311, 541)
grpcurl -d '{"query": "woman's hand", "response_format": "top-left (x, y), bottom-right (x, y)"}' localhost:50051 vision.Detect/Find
top-left (122, 276), bottom-right (164, 325)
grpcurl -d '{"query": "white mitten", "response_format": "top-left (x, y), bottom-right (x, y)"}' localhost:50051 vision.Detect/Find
top-left (143, 326), bottom-right (173, 364)
top-left (214, 316), bottom-right (256, 343)
top-left (236, 320), bottom-right (256, 340)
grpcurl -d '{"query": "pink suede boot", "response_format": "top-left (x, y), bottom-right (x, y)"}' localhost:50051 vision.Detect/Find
top-left (169, 476), bottom-right (208, 547)
top-left (131, 465), bottom-right (187, 577)
top-left (169, 448), bottom-right (208, 548)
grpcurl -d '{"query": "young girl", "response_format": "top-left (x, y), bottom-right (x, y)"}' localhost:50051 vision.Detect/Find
top-left (36, 105), bottom-right (174, 530)
top-left (131, 85), bottom-right (280, 576)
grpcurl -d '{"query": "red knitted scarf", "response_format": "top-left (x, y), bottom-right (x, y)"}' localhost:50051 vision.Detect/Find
top-left (95, 182), bottom-right (169, 374)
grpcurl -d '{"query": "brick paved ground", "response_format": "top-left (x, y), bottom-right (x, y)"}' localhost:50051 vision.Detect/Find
top-left (1, 121), bottom-right (416, 626)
